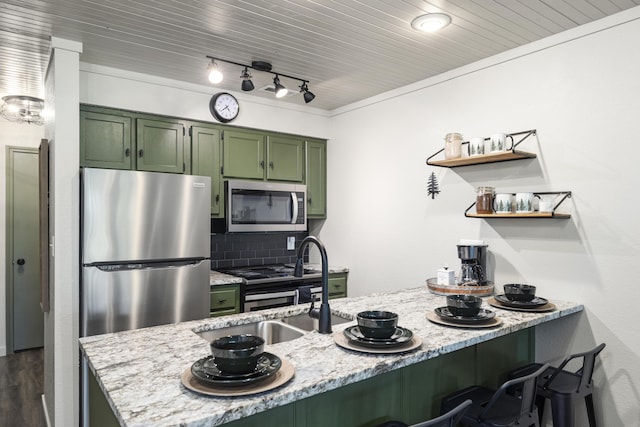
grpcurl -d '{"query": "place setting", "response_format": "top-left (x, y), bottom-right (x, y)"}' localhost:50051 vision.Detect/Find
top-left (427, 295), bottom-right (502, 328)
top-left (181, 334), bottom-right (295, 397)
top-left (488, 284), bottom-right (556, 312)
top-left (334, 310), bottom-right (422, 354)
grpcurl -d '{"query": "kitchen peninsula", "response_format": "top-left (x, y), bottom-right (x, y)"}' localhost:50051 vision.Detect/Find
top-left (80, 287), bottom-right (583, 427)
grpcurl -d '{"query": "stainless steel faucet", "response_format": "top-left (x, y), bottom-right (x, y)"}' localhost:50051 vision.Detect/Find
top-left (293, 236), bottom-right (332, 334)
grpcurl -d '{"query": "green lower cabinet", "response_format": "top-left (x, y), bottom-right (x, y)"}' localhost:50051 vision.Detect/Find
top-left (222, 328), bottom-right (533, 427)
top-left (210, 284), bottom-right (241, 317)
top-left (328, 272), bottom-right (348, 299)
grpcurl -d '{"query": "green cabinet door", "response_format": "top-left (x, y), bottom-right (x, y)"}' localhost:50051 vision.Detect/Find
top-left (305, 139), bottom-right (327, 218)
top-left (136, 118), bottom-right (185, 174)
top-left (328, 272), bottom-right (347, 299)
top-left (222, 129), bottom-right (265, 179)
top-left (266, 135), bottom-right (304, 182)
top-left (192, 125), bottom-right (223, 216)
top-left (80, 110), bottom-right (133, 170)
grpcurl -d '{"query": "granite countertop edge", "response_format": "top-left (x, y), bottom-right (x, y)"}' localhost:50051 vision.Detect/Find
top-left (80, 287), bottom-right (583, 427)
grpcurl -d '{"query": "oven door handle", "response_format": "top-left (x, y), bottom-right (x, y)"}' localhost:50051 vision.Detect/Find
top-left (245, 290), bottom-right (297, 301)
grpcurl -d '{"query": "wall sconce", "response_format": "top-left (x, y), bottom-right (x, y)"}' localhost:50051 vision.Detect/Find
top-left (1, 95), bottom-right (45, 125)
top-left (205, 56), bottom-right (315, 103)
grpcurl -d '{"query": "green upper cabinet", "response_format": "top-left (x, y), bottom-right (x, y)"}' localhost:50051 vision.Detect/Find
top-left (266, 135), bottom-right (304, 182)
top-left (80, 110), bottom-right (133, 170)
top-left (135, 118), bottom-right (185, 174)
top-left (305, 139), bottom-right (327, 218)
top-left (191, 125), bottom-right (223, 217)
top-left (221, 129), bottom-right (265, 180)
top-left (221, 129), bottom-right (304, 182)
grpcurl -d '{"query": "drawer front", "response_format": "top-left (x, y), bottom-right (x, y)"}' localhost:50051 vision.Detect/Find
top-left (328, 274), bottom-right (347, 297)
top-left (210, 288), bottom-right (238, 310)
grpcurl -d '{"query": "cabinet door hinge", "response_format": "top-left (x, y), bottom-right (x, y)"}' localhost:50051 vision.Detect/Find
top-left (221, 130), bottom-right (224, 141)
top-left (183, 163), bottom-right (186, 173)
top-left (188, 127), bottom-right (192, 137)
top-left (220, 166), bottom-right (224, 175)
top-left (182, 127), bottom-right (185, 136)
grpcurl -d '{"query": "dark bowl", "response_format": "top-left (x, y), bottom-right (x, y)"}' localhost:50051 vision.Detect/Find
top-left (447, 294), bottom-right (482, 317)
top-left (503, 284), bottom-right (537, 302)
top-left (210, 334), bottom-right (265, 375)
top-left (357, 310), bottom-right (399, 339)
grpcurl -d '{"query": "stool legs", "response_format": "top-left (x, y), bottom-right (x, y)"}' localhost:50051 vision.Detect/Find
top-left (585, 393), bottom-right (597, 427)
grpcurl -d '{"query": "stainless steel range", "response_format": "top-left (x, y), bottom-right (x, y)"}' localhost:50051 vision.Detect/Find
top-left (218, 264), bottom-right (323, 312)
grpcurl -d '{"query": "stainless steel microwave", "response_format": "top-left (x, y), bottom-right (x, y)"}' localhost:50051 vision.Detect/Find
top-left (225, 180), bottom-right (307, 232)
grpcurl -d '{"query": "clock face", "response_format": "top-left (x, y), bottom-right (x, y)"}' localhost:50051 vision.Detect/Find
top-left (209, 92), bottom-right (239, 123)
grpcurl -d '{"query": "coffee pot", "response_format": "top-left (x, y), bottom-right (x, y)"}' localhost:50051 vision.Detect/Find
top-left (457, 243), bottom-right (488, 285)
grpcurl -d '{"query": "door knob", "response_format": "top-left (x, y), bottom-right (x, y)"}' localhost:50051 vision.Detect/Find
top-left (16, 258), bottom-right (25, 265)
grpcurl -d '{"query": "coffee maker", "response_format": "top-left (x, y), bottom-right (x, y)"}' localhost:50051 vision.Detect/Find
top-left (457, 244), bottom-right (488, 285)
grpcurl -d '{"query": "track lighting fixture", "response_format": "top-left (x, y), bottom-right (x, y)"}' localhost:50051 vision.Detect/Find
top-left (240, 67), bottom-right (254, 91)
top-left (299, 82), bottom-right (315, 104)
top-left (273, 75), bottom-right (288, 98)
top-left (205, 55), bottom-right (315, 103)
top-left (207, 60), bottom-right (223, 84)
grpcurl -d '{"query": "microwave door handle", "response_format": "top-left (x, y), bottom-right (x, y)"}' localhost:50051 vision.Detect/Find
top-left (291, 192), bottom-right (298, 224)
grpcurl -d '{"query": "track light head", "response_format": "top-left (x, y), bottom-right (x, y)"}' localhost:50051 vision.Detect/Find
top-left (240, 67), bottom-right (254, 91)
top-left (207, 60), bottom-right (223, 84)
top-left (273, 75), bottom-right (288, 98)
top-left (299, 82), bottom-right (316, 103)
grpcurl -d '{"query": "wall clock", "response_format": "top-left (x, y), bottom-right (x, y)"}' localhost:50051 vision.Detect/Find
top-left (209, 92), bottom-right (239, 123)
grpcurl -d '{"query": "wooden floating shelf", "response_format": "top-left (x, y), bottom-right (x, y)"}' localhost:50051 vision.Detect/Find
top-left (427, 150), bottom-right (537, 167)
top-left (466, 212), bottom-right (571, 219)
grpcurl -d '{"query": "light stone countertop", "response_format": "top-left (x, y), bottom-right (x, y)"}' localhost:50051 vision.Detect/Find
top-left (80, 287), bottom-right (582, 427)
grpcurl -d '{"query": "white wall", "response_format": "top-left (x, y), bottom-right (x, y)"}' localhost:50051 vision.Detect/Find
top-left (0, 120), bottom-right (44, 356)
top-left (320, 8), bottom-right (640, 426)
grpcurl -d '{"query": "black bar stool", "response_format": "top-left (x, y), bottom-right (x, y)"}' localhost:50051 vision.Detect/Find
top-left (439, 363), bottom-right (549, 427)
top-left (376, 399), bottom-right (472, 427)
top-left (507, 343), bottom-right (606, 427)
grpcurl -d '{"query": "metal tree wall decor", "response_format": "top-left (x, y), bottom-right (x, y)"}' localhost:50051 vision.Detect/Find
top-left (427, 172), bottom-right (440, 199)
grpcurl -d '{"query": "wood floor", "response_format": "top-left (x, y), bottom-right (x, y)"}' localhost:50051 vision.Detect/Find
top-left (0, 347), bottom-right (46, 427)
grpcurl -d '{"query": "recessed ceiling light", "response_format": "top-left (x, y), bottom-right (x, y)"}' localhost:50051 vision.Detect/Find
top-left (411, 13), bottom-right (452, 33)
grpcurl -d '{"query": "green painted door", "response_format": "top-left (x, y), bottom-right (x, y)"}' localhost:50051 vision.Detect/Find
top-left (7, 147), bottom-right (43, 351)
top-left (222, 129), bottom-right (265, 179)
top-left (80, 110), bottom-right (133, 169)
top-left (191, 125), bottom-right (223, 216)
top-left (136, 118), bottom-right (185, 173)
top-left (266, 135), bottom-right (304, 182)
top-left (305, 139), bottom-right (327, 218)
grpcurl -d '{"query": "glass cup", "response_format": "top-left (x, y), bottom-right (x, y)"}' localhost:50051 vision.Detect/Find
top-left (476, 187), bottom-right (495, 214)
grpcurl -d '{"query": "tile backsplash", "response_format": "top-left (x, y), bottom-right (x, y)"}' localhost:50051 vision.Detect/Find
top-left (210, 231), bottom-right (309, 270)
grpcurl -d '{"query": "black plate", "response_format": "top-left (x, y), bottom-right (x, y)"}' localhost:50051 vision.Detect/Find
top-left (434, 307), bottom-right (495, 324)
top-left (494, 294), bottom-right (548, 308)
top-left (343, 326), bottom-right (413, 348)
top-left (191, 352), bottom-right (281, 387)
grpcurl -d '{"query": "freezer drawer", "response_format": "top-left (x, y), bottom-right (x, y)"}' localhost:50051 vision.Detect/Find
top-left (81, 260), bottom-right (209, 336)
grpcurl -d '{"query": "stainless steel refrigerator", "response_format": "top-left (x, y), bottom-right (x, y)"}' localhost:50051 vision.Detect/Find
top-left (80, 167), bottom-right (211, 337)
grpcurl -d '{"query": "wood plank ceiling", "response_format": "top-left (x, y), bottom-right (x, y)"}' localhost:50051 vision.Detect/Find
top-left (1, 0), bottom-right (639, 111)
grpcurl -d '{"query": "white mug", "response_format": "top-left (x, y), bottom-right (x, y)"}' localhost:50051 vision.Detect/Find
top-left (469, 137), bottom-right (485, 156)
top-left (489, 133), bottom-right (514, 153)
top-left (515, 192), bottom-right (535, 213)
top-left (494, 193), bottom-right (513, 213)
top-left (538, 199), bottom-right (554, 213)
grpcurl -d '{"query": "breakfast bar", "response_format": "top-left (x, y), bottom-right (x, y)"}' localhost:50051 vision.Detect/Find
top-left (80, 286), bottom-right (583, 427)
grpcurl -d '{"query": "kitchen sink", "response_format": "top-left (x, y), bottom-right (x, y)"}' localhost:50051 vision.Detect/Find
top-left (280, 312), bottom-right (354, 331)
top-left (197, 312), bottom-right (354, 345)
top-left (197, 320), bottom-right (306, 345)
